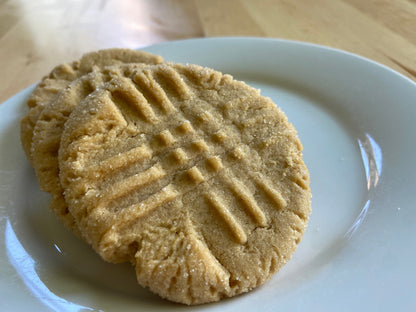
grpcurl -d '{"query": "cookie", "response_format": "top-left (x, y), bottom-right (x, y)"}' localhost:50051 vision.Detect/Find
top-left (20, 48), bottom-right (163, 163)
top-left (31, 64), bottom-right (150, 234)
top-left (59, 62), bottom-right (311, 304)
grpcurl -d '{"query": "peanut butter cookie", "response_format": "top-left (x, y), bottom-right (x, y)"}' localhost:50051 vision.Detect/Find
top-left (59, 62), bottom-right (311, 304)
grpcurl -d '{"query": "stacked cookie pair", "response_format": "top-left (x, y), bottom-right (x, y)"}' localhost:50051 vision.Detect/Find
top-left (20, 48), bottom-right (311, 305)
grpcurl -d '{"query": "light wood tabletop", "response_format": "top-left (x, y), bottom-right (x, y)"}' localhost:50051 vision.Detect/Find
top-left (1, 0), bottom-right (415, 104)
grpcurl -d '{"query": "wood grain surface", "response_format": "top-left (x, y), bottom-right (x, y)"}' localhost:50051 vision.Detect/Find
top-left (0, 0), bottom-right (415, 103)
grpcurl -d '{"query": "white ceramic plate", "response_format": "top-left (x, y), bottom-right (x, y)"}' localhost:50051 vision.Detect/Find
top-left (1, 38), bottom-right (415, 311)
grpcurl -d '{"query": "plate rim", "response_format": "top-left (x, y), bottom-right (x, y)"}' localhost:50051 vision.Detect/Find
top-left (143, 36), bottom-right (416, 88)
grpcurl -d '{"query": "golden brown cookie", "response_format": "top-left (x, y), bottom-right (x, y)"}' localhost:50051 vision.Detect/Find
top-left (58, 62), bottom-right (311, 304)
top-left (20, 48), bottom-right (163, 163)
top-left (31, 64), bottom-right (150, 234)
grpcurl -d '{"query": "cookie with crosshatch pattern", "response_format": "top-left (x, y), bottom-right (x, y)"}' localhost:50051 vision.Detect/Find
top-left (20, 48), bottom-right (163, 163)
top-left (58, 62), bottom-right (311, 304)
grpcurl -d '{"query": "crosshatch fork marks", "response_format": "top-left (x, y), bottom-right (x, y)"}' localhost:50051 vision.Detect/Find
top-left (226, 176), bottom-right (267, 227)
top-left (153, 65), bottom-right (193, 101)
top-left (133, 69), bottom-right (178, 113)
top-left (254, 175), bottom-right (287, 209)
top-left (75, 64), bottom-right (299, 250)
top-left (109, 77), bottom-right (158, 123)
top-left (96, 164), bottom-right (166, 209)
top-left (85, 144), bottom-right (152, 180)
top-left (204, 192), bottom-right (248, 244)
top-left (112, 184), bottom-right (179, 227)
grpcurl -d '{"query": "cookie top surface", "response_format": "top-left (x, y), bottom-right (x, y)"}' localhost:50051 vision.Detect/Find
top-left (59, 62), bottom-right (311, 304)
top-left (20, 48), bottom-right (163, 162)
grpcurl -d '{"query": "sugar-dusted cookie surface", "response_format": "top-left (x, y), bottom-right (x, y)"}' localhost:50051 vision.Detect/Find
top-left (20, 48), bottom-right (163, 163)
top-left (31, 64), bottom-right (149, 234)
top-left (59, 62), bottom-right (311, 304)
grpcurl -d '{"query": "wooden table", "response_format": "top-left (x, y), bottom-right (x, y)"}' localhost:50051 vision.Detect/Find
top-left (1, 0), bottom-right (415, 103)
